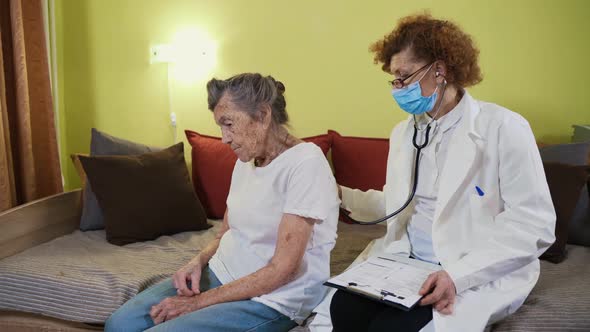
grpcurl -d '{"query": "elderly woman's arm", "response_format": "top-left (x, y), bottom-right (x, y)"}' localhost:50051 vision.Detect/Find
top-left (201, 213), bottom-right (313, 301)
top-left (151, 213), bottom-right (314, 323)
top-left (173, 211), bottom-right (230, 296)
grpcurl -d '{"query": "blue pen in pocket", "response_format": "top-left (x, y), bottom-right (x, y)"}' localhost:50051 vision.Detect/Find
top-left (475, 186), bottom-right (485, 197)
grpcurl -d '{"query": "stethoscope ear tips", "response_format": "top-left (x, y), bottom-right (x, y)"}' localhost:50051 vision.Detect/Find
top-left (435, 72), bottom-right (447, 86)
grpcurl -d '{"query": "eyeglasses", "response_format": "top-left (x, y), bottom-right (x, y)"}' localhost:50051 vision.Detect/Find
top-left (388, 62), bottom-right (433, 89)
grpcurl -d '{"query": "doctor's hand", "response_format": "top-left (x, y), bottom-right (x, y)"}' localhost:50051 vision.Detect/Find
top-left (419, 270), bottom-right (456, 315)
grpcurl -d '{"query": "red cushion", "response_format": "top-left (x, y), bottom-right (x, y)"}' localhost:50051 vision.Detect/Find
top-left (302, 133), bottom-right (333, 156)
top-left (329, 130), bottom-right (389, 191)
top-left (185, 130), bottom-right (333, 219)
top-left (185, 131), bottom-right (236, 219)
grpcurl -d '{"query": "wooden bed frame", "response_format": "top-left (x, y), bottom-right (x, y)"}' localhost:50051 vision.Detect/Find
top-left (0, 190), bottom-right (103, 331)
top-left (0, 190), bottom-right (82, 260)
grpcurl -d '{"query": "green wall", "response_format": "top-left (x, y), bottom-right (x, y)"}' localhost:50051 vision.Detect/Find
top-left (54, 0), bottom-right (590, 190)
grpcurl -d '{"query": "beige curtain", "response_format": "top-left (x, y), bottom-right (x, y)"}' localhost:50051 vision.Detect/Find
top-left (0, 0), bottom-right (62, 212)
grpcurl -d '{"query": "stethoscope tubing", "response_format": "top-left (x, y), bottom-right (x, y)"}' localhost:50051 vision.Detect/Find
top-left (341, 124), bottom-right (432, 225)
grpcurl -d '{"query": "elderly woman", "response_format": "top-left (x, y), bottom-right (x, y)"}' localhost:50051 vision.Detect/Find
top-left (105, 73), bottom-right (340, 331)
top-left (327, 14), bottom-right (555, 332)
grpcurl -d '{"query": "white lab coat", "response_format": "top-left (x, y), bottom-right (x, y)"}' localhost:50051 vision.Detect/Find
top-left (311, 92), bottom-right (555, 332)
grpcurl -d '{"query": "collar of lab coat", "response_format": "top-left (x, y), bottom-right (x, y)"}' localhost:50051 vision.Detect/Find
top-left (409, 90), bottom-right (475, 136)
top-left (436, 96), bottom-right (465, 133)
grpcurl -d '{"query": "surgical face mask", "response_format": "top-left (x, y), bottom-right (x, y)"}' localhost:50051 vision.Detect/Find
top-left (391, 65), bottom-right (438, 115)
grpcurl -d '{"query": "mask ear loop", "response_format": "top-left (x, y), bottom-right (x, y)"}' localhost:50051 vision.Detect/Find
top-left (428, 74), bottom-right (447, 121)
top-left (413, 70), bottom-right (447, 131)
top-left (417, 63), bottom-right (435, 83)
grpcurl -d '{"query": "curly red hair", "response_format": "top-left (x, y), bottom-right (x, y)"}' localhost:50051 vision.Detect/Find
top-left (370, 13), bottom-right (483, 88)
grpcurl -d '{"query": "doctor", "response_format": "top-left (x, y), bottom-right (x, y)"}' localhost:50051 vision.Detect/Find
top-left (328, 13), bottom-right (556, 332)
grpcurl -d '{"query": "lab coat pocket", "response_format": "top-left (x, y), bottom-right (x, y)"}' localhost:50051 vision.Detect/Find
top-left (469, 194), bottom-right (495, 225)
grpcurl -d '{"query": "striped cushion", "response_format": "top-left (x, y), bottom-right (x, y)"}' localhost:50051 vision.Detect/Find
top-left (0, 222), bottom-right (221, 323)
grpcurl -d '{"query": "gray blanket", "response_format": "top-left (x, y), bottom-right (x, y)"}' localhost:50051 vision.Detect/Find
top-left (492, 244), bottom-right (590, 331)
top-left (0, 222), bottom-right (222, 323)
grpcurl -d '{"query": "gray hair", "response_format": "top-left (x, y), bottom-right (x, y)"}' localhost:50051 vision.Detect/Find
top-left (206, 73), bottom-right (288, 125)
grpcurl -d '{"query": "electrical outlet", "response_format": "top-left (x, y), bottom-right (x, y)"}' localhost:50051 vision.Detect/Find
top-left (170, 112), bottom-right (177, 127)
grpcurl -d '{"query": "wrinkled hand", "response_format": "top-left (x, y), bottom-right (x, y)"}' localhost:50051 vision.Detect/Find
top-left (172, 261), bottom-right (202, 296)
top-left (419, 270), bottom-right (456, 315)
top-left (150, 295), bottom-right (200, 324)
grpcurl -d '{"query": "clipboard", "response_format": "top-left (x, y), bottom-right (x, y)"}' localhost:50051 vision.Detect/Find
top-left (323, 280), bottom-right (421, 311)
top-left (324, 254), bottom-right (441, 311)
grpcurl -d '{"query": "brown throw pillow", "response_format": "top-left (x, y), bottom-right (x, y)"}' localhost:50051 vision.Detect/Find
top-left (78, 143), bottom-right (210, 245)
top-left (540, 162), bottom-right (590, 263)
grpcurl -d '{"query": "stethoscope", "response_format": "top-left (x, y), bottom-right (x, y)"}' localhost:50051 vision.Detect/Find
top-left (342, 78), bottom-right (447, 225)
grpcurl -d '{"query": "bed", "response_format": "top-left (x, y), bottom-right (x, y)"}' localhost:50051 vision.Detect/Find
top-left (1, 190), bottom-right (589, 331)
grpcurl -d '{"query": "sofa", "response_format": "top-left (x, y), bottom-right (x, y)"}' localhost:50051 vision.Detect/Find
top-left (0, 129), bottom-right (588, 331)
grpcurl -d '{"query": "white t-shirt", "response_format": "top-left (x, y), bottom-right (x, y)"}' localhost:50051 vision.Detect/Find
top-left (208, 142), bottom-right (340, 323)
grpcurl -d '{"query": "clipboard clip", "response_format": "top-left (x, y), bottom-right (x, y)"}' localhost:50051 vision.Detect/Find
top-left (347, 282), bottom-right (369, 287)
top-left (347, 283), bottom-right (406, 301)
top-left (380, 289), bottom-right (405, 300)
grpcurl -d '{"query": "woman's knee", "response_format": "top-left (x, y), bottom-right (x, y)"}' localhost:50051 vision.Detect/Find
top-left (104, 308), bottom-right (131, 332)
top-left (105, 278), bottom-right (177, 331)
top-left (104, 298), bottom-right (153, 332)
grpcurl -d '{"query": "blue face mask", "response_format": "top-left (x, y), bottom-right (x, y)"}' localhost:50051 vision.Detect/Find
top-left (391, 66), bottom-right (438, 115)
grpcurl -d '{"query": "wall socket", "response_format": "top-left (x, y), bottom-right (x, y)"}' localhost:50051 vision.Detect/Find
top-left (170, 112), bottom-right (177, 127)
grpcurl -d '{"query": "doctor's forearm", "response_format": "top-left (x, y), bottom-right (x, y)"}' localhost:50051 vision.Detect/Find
top-left (341, 186), bottom-right (386, 220)
top-left (446, 212), bottom-right (554, 293)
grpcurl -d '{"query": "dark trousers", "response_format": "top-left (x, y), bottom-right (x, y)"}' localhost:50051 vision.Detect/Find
top-left (330, 290), bottom-right (433, 332)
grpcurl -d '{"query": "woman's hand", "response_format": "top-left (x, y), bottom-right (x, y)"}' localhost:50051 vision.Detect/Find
top-left (150, 295), bottom-right (200, 324)
top-left (172, 260), bottom-right (203, 296)
top-left (419, 270), bottom-right (456, 315)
